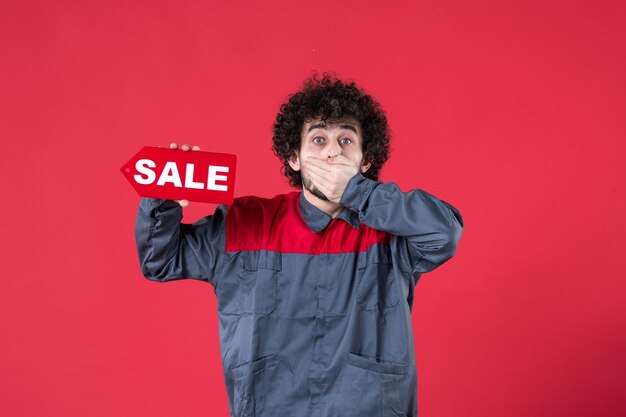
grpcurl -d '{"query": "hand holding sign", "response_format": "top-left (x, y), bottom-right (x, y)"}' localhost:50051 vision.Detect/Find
top-left (169, 142), bottom-right (200, 207)
top-left (121, 143), bottom-right (237, 205)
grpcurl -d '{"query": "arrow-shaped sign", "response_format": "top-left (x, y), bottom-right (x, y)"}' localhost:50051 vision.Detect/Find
top-left (120, 146), bottom-right (237, 204)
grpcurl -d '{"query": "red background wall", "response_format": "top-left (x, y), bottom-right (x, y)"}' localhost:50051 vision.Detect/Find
top-left (1, 1), bottom-right (624, 416)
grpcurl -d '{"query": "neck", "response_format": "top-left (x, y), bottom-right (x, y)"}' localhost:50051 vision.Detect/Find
top-left (302, 188), bottom-right (343, 218)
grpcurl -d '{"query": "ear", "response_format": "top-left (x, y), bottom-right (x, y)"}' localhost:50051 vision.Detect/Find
top-left (360, 160), bottom-right (372, 173)
top-left (288, 153), bottom-right (301, 172)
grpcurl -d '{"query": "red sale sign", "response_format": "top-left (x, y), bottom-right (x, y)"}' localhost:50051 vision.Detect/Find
top-left (120, 146), bottom-right (237, 204)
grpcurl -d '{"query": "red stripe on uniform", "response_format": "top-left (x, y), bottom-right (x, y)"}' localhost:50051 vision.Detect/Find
top-left (225, 192), bottom-right (390, 254)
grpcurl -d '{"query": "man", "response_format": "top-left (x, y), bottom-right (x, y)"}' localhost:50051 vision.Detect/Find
top-left (135, 73), bottom-right (464, 417)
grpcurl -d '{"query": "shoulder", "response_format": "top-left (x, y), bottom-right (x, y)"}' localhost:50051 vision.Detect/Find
top-left (225, 192), bottom-right (298, 251)
top-left (231, 192), bottom-right (290, 212)
top-left (227, 192), bottom-right (295, 221)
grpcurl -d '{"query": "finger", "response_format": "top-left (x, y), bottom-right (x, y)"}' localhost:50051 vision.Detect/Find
top-left (181, 144), bottom-right (191, 151)
top-left (177, 199), bottom-right (190, 207)
top-left (191, 145), bottom-right (201, 151)
top-left (303, 157), bottom-right (332, 172)
top-left (170, 143), bottom-right (178, 149)
top-left (304, 163), bottom-right (330, 181)
top-left (304, 156), bottom-right (329, 165)
top-left (304, 165), bottom-right (330, 187)
top-left (312, 160), bottom-right (350, 177)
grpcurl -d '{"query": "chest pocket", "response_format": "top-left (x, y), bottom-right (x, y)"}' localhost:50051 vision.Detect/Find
top-left (239, 250), bottom-right (280, 316)
top-left (357, 244), bottom-right (399, 311)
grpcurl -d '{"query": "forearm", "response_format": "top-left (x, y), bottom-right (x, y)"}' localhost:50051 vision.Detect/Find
top-left (135, 198), bottom-right (185, 281)
top-left (340, 173), bottom-right (464, 272)
top-left (134, 198), bottom-right (226, 284)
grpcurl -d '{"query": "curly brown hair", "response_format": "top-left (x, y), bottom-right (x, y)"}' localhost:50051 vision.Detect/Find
top-left (272, 72), bottom-right (391, 187)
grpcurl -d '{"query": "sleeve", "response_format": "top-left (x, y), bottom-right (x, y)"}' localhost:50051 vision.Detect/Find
top-left (339, 172), bottom-right (464, 276)
top-left (134, 198), bottom-right (227, 287)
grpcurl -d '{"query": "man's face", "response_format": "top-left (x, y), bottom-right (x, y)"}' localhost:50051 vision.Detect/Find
top-left (288, 117), bottom-right (371, 201)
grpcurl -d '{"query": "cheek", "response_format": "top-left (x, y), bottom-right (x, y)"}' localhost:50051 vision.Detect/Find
top-left (345, 149), bottom-right (364, 164)
top-left (300, 145), bottom-right (323, 158)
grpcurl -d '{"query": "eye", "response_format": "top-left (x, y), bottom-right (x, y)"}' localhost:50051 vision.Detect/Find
top-left (340, 138), bottom-right (352, 145)
top-left (313, 137), bottom-right (325, 145)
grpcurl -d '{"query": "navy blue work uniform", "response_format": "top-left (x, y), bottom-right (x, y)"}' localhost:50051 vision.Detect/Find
top-left (135, 172), bottom-right (464, 417)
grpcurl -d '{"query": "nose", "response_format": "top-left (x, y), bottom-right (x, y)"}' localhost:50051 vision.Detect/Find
top-left (326, 139), bottom-right (342, 158)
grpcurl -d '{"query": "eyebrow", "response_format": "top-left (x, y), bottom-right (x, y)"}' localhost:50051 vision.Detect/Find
top-left (307, 123), bottom-right (358, 134)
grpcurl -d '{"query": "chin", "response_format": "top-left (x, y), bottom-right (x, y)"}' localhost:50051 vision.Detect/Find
top-left (302, 176), bottom-right (329, 201)
top-left (309, 187), bottom-right (329, 202)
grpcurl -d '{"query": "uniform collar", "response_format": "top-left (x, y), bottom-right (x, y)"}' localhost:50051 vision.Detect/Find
top-left (298, 191), bottom-right (360, 233)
